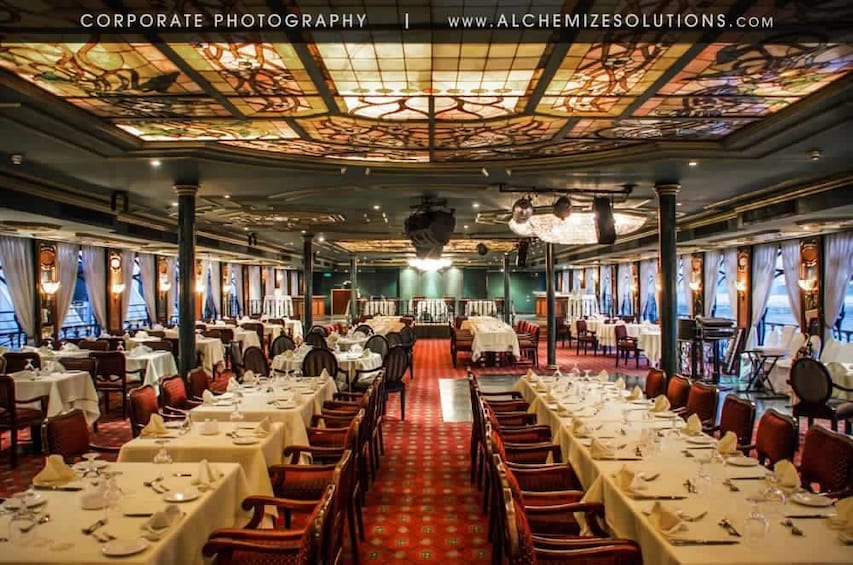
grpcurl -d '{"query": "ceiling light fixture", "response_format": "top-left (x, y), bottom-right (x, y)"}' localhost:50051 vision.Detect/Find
top-left (508, 204), bottom-right (646, 245)
top-left (171, 202), bottom-right (178, 207)
top-left (364, 167), bottom-right (371, 176)
top-left (223, 194), bottom-right (231, 199)
top-left (111, 282), bottom-right (126, 295)
top-left (511, 197), bottom-right (534, 224)
top-left (340, 167), bottom-right (348, 175)
top-left (407, 257), bottom-right (452, 272)
top-left (472, 202), bottom-right (480, 209)
top-left (810, 149), bottom-right (822, 161)
top-left (688, 160), bottom-right (698, 167)
top-left (150, 159), bottom-right (161, 167)
top-left (481, 168), bottom-right (489, 177)
top-left (463, 224), bottom-right (469, 229)
top-left (553, 196), bottom-right (571, 220)
top-left (41, 280), bottom-right (60, 295)
top-left (373, 204), bottom-right (381, 210)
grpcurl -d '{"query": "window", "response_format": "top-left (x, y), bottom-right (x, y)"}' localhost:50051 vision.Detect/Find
top-left (125, 258), bottom-right (149, 328)
top-left (618, 266), bottom-right (633, 317)
top-left (763, 249), bottom-right (797, 328)
top-left (0, 260), bottom-right (23, 347)
top-left (60, 253), bottom-right (98, 338)
top-left (225, 269), bottom-right (240, 317)
top-left (677, 257), bottom-right (690, 317)
top-left (600, 268), bottom-right (613, 316)
top-left (711, 261), bottom-right (732, 320)
top-left (835, 275), bottom-right (853, 340)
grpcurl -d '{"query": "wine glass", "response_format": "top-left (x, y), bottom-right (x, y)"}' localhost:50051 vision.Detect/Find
top-left (103, 478), bottom-right (123, 519)
top-left (82, 452), bottom-right (100, 476)
top-left (761, 475), bottom-right (787, 519)
top-left (153, 440), bottom-right (172, 464)
top-left (744, 498), bottom-right (769, 539)
top-left (8, 510), bottom-right (36, 546)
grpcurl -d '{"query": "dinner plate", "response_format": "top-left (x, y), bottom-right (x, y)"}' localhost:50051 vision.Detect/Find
top-left (630, 399), bottom-right (651, 405)
top-left (3, 493), bottom-right (46, 510)
top-left (163, 488), bottom-right (200, 503)
top-left (686, 436), bottom-right (715, 445)
top-left (790, 492), bottom-right (834, 507)
top-left (653, 411), bottom-right (678, 418)
top-left (232, 436), bottom-right (260, 445)
top-left (101, 537), bottom-right (150, 557)
top-left (726, 456), bottom-right (760, 467)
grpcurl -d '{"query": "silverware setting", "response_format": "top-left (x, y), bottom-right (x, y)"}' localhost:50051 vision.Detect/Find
top-left (678, 510), bottom-right (708, 522)
top-left (82, 518), bottom-right (107, 535)
top-left (93, 531), bottom-right (116, 543)
top-left (682, 450), bottom-right (695, 458)
top-left (718, 517), bottom-right (741, 537)
top-left (684, 479), bottom-right (697, 494)
top-left (630, 494), bottom-right (688, 501)
top-left (780, 519), bottom-right (804, 536)
top-left (784, 514), bottom-right (832, 519)
top-left (723, 479), bottom-right (740, 492)
top-left (640, 473), bottom-right (660, 482)
top-left (670, 538), bottom-right (740, 546)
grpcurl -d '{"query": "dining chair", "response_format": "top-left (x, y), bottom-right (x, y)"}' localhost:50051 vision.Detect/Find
top-left (127, 384), bottom-right (161, 437)
top-left (399, 325), bottom-right (416, 380)
top-left (146, 340), bottom-right (173, 352)
top-left (382, 347), bottom-right (409, 420)
top-left (0, 375), bottom-right (48, 467)
top-left (270, 334), bottom-right (296, 358)
top-left (90, 351), bottom-right (144, 420)
top-left (242, 346), bottom-right (269, 377)
top-left (665, 374), bottom-right (691, 411)
top-left (354, 324), bottom-right (374, 336)
top-left (2, 352), bottom-right (41, 372)
top-left (790, 357), bottom-right (853, 432)
top-left (159, 374), bottom-right (201, 414)
top-left (676, 382), bottom-right (719, 430)
top-left (644, 368), bottom-right (666, 399)
top-left (78, 339), bottom-right (109, 352)
top-left (228, 342), bottom-right (245, 381)
top-left (799, 424), bottom-right (853, 498)
top-left (518, 324), bottom-right (540, 367)
top-left (187, 366), bottom-right (212, 398)
top-left (450, 325), bottom-right (473, 368)
top-left (615, 323), bottom-right (641, 368)
top-left (750, 408), bottom-right (798, 467)
top-left (308, 325), bottom-right (329, 337)
top-left (385, 331), bottom-right (403, 348)
top-left (304, 331), bottom-right (328, 349)
top-left (364, 334), bottom-right (389, 360)
top-left (715, 394), bottom-right (756, 453)
top-left (41, 409), bottom-right (118, 463)
top-left (302, 348), bottom-right (339, 379)
top-left (575, 319), bottom-right (598, 356)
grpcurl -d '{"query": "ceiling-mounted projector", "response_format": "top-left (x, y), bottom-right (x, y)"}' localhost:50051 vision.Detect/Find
top-left (404, 198), bottom-right (456, 259)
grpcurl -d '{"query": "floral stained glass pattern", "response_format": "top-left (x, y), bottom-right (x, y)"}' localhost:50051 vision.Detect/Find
top-left (115, 120), bottom-right (298, 141)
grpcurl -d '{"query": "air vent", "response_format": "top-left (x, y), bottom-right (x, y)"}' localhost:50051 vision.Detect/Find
top-left (741, 201), bottom-right (796, 224)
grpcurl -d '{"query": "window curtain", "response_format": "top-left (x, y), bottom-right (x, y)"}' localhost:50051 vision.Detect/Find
top-left (81, 246), bottom-right (107, 330)
top-left (639, 259), bottom-right (658, 320)
top-left (231, 263), bottom-right (244, 315)
top-left (208, 260), bottom-right (221, 318)
top-left (723, 248), bottom-right (739, 322)
top-left (780, 240), bottom-right (802, 330)
top-left (823, 231), bottom-right (853, 342)
top-left (0, 236), bottom-right (36, 339)
top-left (617, 263), bottom-right (633, 316)
top-left (289, 271), bottom-right (299, 296)
top-left (747, 243), bottom-right (777, 347)
top-left (571, 269), bottom-right (582, 292)
top-left (584, 268), bottom-right (596, 299)
top-left (120, 250), bottom-right (135, 327)
top-left (678, 254), bottom-right (693, 316)
top-left (703, 250), bottom-right (721, 317)
top-left (249, 266), bottom-right (261, 301)
top-left (139, 254), bottom-right (157, 325)
top-left (264, 266), bottom-right (275, 296)
top-left (166, 257), bottom-right (177, 322)
top-left (54, 243), bottom-right (80, 330)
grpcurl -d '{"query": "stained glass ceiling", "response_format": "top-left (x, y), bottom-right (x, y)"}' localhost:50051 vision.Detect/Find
top-left (0, 1), bottom-right (851, 163)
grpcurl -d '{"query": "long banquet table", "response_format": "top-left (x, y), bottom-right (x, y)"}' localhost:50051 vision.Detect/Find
top-left (0, 462), bottom-right (249, 565)
top-left (512, 374), bottom-right (851, 564)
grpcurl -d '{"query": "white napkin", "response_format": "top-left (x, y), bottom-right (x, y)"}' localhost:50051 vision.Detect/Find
top-left (136, 330), bottom-right (149, 338)
top-left (80, 481), bottom-right (107, 509)
top-left (10, 370), bottom-right (36, 381)
top-left (152, 324), bottom-right (164, 331)
top-left (145, 504), bottom-right (182, 532)
top-left (242, 370), bottom-right (256, 384)
top-left (351, 344), bottom-right (363, 354)
top-left (192, 459), bottom-right (223, 489)
top-left (33, 454), bottom-right (78, 485)
top-left (226, 377), bottom-right (240, 392)
top-left (254, 416), bottom-right (271, 437)
top-left (590, 438), bottom-right (615, 460)
top-left (140, 413), bottom-right (168, 437)
top-left (215, 320), bottom-right (225, 326)
top-left (717, 431), bottom-right (738, 456)
top-left (684, 414), bottom-right (703, 436)
top-left (773, 459), bottom-right (800, 490)
top-left (202, 390), bottom-right (215, 404)
top-left (597, 370), bottom-right (609, 383)
top-left (614, 465), bottom-right (640, 492)
top-left (129, 345), bottom-right (153, 357)
top-left (61, 342), bottom-right (79, 352)
top-left (525, 368), bottom-right (537, 380)
top-left (829, 497), bottom-right (853, 532)
top-left (651, 395), bottom-right (670, 412)
top-left (319, 368), bottom-right (331, 380)
top-left (614, 377), bottom-right (626, 390)
top-left (628, 386), bottom-right (644, 401)
top-left (571, 419), bottom-right (589, 437)
top-left (648, 502), bottom-right (684, 534)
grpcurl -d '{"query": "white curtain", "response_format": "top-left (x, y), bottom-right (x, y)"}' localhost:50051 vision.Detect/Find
top-left (678, 254), bottom-right (693, 316)
top-left (747, 243), bottom-right (778, 347)
top-left (54, 243), bottom-right (80, 330)
top-left (289, 271), bottom-right (299, 296)
top-left (780, 240), bottom-right (802, 330)
top-left (0, 236), bottom-right (36, 339)
top-left (120, 249), bottom-right (135, 326)
top-left (249, 266), bottom-right (261, 301)
top-left (584, 268), bottom-right (596, 297)
top-left (617, 263), bottom-right (633, 316)
top-left (81, 246), bottom-right (107, 330)
top-left (208, 260), bottom-right (221, 318)
top-left (231, 263), bottom-right (244, 315)
top-left (571, 269), bottom-right (582, 292)
top-left (639, 259), bottom-right (658, 320)
top-left (166, 257), bottom-right (177, 322)
top-left (264, 266), bottom-right (275, 296)
top-left (139, 254), bottom-right (157, 324)
top-left (823, 231), bottom-right (853, 342)
top-left (723, 248), bottom-right (739, 322)
top-left (703, 250), bottom-right (721, 317)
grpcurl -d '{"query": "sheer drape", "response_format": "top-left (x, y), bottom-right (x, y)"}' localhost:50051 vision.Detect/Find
top-left (703, 250), bottom-right (721, 317)
top-left (231, 263), bottom-right (244, 315)
top-left (823, 231), bottom-right (853, 342)
top-left (639, 259), bottom-right (658, 319)
top-left (724, 248), bottom-right (739, 322)
top-left (120, 249), bottom-right (135, 327)
top-left (678, 254), bottom-right (693, 316)
top-left (248, 265), bottom-right (261, 310)
top-left (0, 236), bottom-right (36, 339)
top-left (54, 243), bottom-right (80, 330)
top-left (571, 269), bottom-right (582, 292)
top-left (209, 260), bottom-right (221, 318)
top-left (139, 254), bottom-right (157, 325)
top-left (264, 267), bottom-right (275, 296)
top-left (584, 268), bottom-right (596, 298)
top-left (166, 257), bottom-right (177, 322)
top-left (617, 263), bottom-right (633, 316)
top-left (289, 271), bottom-right (299, 296)
top-left (780, 240), bottom-right (802, 330)
top-left (748, 244), bottom-right (777, 347)
top-left (81, 246), bottom-right (107, 330)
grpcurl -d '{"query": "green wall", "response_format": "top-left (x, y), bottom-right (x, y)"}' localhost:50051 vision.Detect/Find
top-left (486, 271), bottom-right (545, 314)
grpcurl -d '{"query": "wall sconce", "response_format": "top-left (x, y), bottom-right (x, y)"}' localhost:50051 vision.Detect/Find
top-left (688, 275), bottom-right (701, 292)
top-left (159, 279), bottom-right (172, 292)
top-left (736, 280), bottom-right (747, 293)
top-left (111, 282), bottom-right (126, 295)
top-left (41, 280), bottom-right (61, 295)
top-left (195, 280), bottom-right (206, 294)
top-left (797, 278), bottom-right (818, 292)
top-left (630, 283), bottom-right (638, 294)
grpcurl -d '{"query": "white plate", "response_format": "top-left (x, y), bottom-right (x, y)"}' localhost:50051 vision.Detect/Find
top-left (791, 492), bottom-right (834, 507)
top-left (726, 456), bottom-right (760, 467)
top-left (686, 435), bottom-right (715, 445)
top-left (163, 488), bottom-right (200, 503)
top-left (73, 460), bottom-right (110, 471)
top-left (101, 537), bottom-right (150, 557)
top-left (653, 411), bottom-right (678, 418)
top-left (232, 436), bottom-right (259, 445)
top-left (274, 402), bottom-right (296, 409)
top-left (164, 421), bottom-right (184, 429)
top-left (3, 493), bottom-right (46, 511)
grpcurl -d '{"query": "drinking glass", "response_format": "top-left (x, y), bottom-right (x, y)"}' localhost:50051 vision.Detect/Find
top-left (153, 440), bottom-right (172, 464)
top-left (761, 476), bottom-right (787, 518)
top-left (8, 511), bottom-right (36, 546)
top-left (82, 452), bottom-right (100, 477)
top-left (103, 478), bottom-right (123, 518)
top-left (744, 498), bottom-right (769, 540)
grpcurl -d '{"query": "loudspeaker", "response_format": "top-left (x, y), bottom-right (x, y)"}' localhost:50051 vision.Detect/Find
top-left (516, 239), bottom-right (529, 268)
top-left (476, 243), bottom-right (488, 256)
top-left (593, 197), bottom-right (616, 244)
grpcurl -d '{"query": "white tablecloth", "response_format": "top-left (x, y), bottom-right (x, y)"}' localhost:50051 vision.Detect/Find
top-left (0, 462), bottom-right (250, 565)
top-left (462, 316), bottom-right (520, 361)
top-left (272, 350), bottom-right (382, 387)
top-left (125, 351), bottom-right (178, 388)
top-left (365, 316), bottom-right (405, 336)
top-left (513, 376), bottom-right (853, 565)
top-left (232, 327), bottom-right (262, 351)
top-left (190, 380), bottom-right (336, 448)
top-left (13, 370), bottom-right (100, 424)
top-left (364, 300), bottom-right (396, 316)
top-left (263, 295), bottom-right (294, 318)
top-left (466, 300), bottom-right (497, 316)
top-left (118, 422), bottom-right (284, 496)
top-left (263, 323), bottom-right (284, 341)
top-left (335, 335), bottom-right (368, 352)
top-left (593, 323), bottom-right (643, 348)
top-left (412, 298), bottom-right (448, 321)
top-left (638, 329), bottom-right (662, 365)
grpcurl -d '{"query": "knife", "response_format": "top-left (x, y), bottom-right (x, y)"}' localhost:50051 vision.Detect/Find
top-left (784, 514), bottom-right (832, 519)
top-left (33, 485), bottom-right (83, 491)
top-left (685, 446), bottom-right (715, 450)
top-left (630, 495), bottom-right (688, 500)
top-left (670, 539), bottom-right (740, 546)
top-left (82, 518), bottom-right (107, 535)
top-left (728, 476), bottom-right (766, 481)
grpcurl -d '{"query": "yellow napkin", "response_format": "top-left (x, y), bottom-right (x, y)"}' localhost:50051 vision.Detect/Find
top-left (684, 414), bottom-right (702, 436)
top-left (628, 385), bottom-right (644, 401)
top-left (319, 368), bottom-right (331, 380)
top-left (145, 505), bottom-right (182, 532)
top-left (614, 377), bottom-right (626, 390)
top-left (254, 416), bottom-right (271, 437)
top-left (192, 459), bottom-right (223, 489)
top-left (651, 395), bottom-right (670, 412)
top-left (136, 330), bottom-right (149, 338)
top-left (648, 502), bottom-right (684, 535)
top-left (10, 370), bottom-right (36, 381)
top-left (226, 377), bottom-right (240, 392)
top-left (829, 497), bottom-right (853, 531)
top-left (614, 465), bottom-right (638, 491)
top-left (590, 438), bottom-right (615, 460)
top-left (571, 419), bottom-right (589, 437)
top-left (525, 368), bottom-right (537, 380)
top-left (773, 459), bottom-right (800, 490)
top-left (717, 431), bottom-right (738, 456)
top-left (140, 413), bottom-right (168, 437)
top-left (597, 370), bottom-right (609, 383)
top-left (283, 350), bottom-right (294, 359)
top-left (242, 370), bottom-right (256, 384)
top-left (202, 390), bottom-right (215, 404)
top-left (33, 454), bottom-right (78, 486)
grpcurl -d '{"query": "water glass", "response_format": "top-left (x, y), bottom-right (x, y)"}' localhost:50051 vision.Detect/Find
top-left (744, 499), bottom-right (769, 540)
top-left (153, 440), bottom-right (172, 464)
top-left (8, 511), bottom-right (36, 546)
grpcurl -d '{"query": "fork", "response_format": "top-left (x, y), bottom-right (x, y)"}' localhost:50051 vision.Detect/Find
top-left (780, 519), bottom-right (805, 536)
top-left (678, 510), bottom-right (708, 522)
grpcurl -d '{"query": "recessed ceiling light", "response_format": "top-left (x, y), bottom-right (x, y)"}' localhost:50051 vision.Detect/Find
top-left (301, 229), bottom-right (306, 234)
top-left (150, 159), bottom-right (161, 167)
top-left (243, 227), bottom-right (249, 231)
top-left (472, 202), bottom-right (480, 208)
top-left (170, 202), bottom-right (178, 206)
top-left (677, 202), bottom-right (683, 206)
top-left (688, 161), bottom-right (698, 167)
top-left (317, 236), bottom-right (325, 242)
top-left (223, 194), bottom-right (230, 199)
top-left (373, 204), bottom-right (380, 210)
top-left (463, 224), bottom-right (469, 229)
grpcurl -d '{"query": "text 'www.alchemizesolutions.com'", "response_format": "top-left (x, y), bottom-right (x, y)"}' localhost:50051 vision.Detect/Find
top-left (443, 12), bottom-right (774, 31)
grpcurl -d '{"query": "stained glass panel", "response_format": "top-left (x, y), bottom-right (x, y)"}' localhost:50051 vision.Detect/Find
top-left (115, 120), bottom-right (298, 141)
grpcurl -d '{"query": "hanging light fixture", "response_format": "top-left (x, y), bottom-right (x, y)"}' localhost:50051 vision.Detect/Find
top-left (510, 207), bottom-right (646, 244)
top-left (407, 257), bottom-right (452, 272)
top-left (511, 197), bottom-right (534, 224)
top-left (111, 282), bottom-right (126, 295)
top-left (159, 279), bottom-right (172, 292)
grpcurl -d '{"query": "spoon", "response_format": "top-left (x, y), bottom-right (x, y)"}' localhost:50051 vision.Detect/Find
top-left (641, 473), bottom-right (660, 482)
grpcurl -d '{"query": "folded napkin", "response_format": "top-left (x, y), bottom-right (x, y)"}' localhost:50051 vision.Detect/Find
top-left (684, 414), bottom-right (703, 436)
top-left (773, 459), bottom-right (800, 490)
top-left (95, 334), bottom-right (107, 340)
top-left (590, 438), bottom-right (616, 460)
top-left (42, 360), bottom-right (62, 374)
top-left (362, 349), bottom-right (371, 358)
top-left (10, 370), bottom-right (36, 381)
top-left (628, 385), bottom-right (644, 401)
top-left (597, 370), bottom-right (609, 383)
top-left (152, 324), bottom-right (164, 331)
top-left (648, 502), bottom-right (684, 534)
top-left (33, 454), bottom-right (78, 486)
top-left (571, 419), bottom-right (589, 437)
top-left (202, 390), bottom-right (215, 404)
top-left (614, 377), bottom-right (626, 390)
top-left (61, 342), bottom-right (79, 352)
top-left (80, 481), bottom-right (108, 509)
top-left (614, 465), bottom-right (640, 492)
top-left (226, 377), bottom-right (240, 392)
top-left (254, 416), bottom-right (271, 437)
top-left (829, 497), bottom-right (853, 532)
top-left (129, 345), bottom-right (153, 357)
top-left (145, 504), bottom-right (182, 532)
top-left (283, 350), bottom-right (294, 359)
top-left (215, 320), bottom-right (225, 326)
top-left (136, 330), bottom-right (149, 338)
top-left (320, 368), bottom-right (331, 380)
top-left (242, 370), bottom-right (256, 384)
top-left (717, 431), bottom-right (738, 456)
top-left (525, 368), bottom-right (537, 380)
top-left (651, 395), bottom-right (670, 413)
top-left (140, 413), bottom-right (168, 437)
top-left (192, 459), bottom-right (223, 489)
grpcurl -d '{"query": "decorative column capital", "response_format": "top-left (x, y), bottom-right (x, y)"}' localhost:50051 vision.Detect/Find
top-left (173, 184), bottom-right (199, 197)
top-left (654, 183), bottom-right (681, 197)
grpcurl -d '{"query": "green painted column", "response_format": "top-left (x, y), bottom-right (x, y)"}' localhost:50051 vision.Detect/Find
top-left (175, 184), bottom-right (197, 379)
top-left (655, 183), bottom-right (680, 380)
top-left (503, 253), bottom-right (511, 323)
top-left (350, 255), bottom-right (359, 322)
top-left (546, 243), bottom-right (557, 368)
top-left (302, 234), bottom-right (314, 334)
